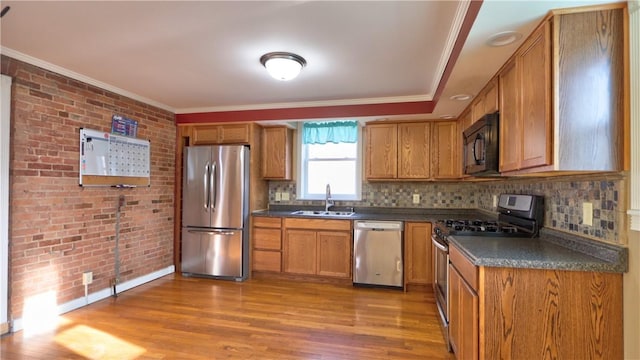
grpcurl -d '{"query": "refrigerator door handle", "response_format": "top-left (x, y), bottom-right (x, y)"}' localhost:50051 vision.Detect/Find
top-left (187, 229), bottom-right (236, 236)
top-left (203, 162), bottom-right (210, 210)
top-left (210, 161), bottom-right (217, 212)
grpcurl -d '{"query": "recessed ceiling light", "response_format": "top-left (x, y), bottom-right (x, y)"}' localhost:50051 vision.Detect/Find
top-left (260, 52), bottom-right (307, 81)
top-left (439, 115), bottom-right (454, 119)
top-left (486, 31), bottom-right (523, 47)
top-left (449, 94), bottom-right (471, 101)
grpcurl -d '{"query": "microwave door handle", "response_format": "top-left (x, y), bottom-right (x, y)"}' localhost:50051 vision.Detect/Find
top-left (473, 134), bottom-right (484, 163)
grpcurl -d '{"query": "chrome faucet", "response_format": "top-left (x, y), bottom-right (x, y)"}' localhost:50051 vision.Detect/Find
top-left (325, 183), bottom-right (334, 212)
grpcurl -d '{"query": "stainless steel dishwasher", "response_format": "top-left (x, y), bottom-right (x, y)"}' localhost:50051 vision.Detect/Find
top-left (353, 220), bottom-right (403, 288)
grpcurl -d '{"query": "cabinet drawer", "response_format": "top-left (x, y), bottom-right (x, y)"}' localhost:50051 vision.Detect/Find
top-left (253, 217), bottom-right (282, 228)
top-left (284, 218), bottom-right (351, 231)
top-left (450, 244), bottom-right (478, 291)
top-left (253, 250), bottom-right (281, 272)
top-left (253, 228), bottom-right (281, 250)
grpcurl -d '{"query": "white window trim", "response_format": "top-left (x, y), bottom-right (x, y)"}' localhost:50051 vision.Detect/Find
top-left (628, 0), bottom-right (640, 231)
top-left (295, 122), bottom-right (362, 201)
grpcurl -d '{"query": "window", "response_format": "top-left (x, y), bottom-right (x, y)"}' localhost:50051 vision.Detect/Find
top-left (296, 121), bottom-right (362, 200)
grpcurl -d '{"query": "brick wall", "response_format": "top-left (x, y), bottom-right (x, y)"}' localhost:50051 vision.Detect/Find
top-left (1, 56), bottom-right (176, 320)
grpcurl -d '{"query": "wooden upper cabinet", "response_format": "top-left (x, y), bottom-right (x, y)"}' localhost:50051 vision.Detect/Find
top-left (497, 5), bottom-right (626, 174)
top-left (431, 121), bottom-right (460, 179)
top-left (552, 7), bottom-right (626, 172)
top-left (518, 22), bottom-right (551, 170)
top-left (398, 122), bottom-right (430, 179)
top-left (497, 20), bottom-right (554, 173)
top-left (365, 123), bottom-right (398, 179)
top-left (365, 121), bottom-right (458, 180)
top-left (471, 78), bottom-right (499, 124)
top-left (499, 59), bottom-right (522, 172)
top-left (191, 123), bottom-right (250, 145)
top-left (261, 126), bottom-right (293, 180)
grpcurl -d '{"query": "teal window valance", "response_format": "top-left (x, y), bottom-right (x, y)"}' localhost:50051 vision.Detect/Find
top-left (302, 121), bottom-right (358, 144)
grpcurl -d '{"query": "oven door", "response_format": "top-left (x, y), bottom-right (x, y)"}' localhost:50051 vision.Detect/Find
top-left (432, 234), bottom-right (451, 350)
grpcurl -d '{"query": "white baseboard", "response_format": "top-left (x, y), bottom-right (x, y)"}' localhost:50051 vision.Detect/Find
top-left (10, 265), bottom-right (175, 333)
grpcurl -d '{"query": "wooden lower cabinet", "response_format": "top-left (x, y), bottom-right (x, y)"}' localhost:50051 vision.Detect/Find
top-left (316, 231), bottom-right (352, 277)
top-left (283, 218), bottom-right (352, 279)
top-left (449, 243), bottom-right (623, 360)
top-left (252, 217), bottom-right (283, 272)
top-left (449, 264), bottom-right (478, 360)
top-left (404, 222), bottom-right (433, 288)
top-left (283, 229), bottom-right (317, 275)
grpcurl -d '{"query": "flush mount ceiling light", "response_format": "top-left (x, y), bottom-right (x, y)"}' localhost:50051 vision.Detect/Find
top-left (486, 31), bottom-right (523, 47)
top-left (260, 52), bottom-right (307, 81)
top-left (449, 94), bottom-right (471, 101)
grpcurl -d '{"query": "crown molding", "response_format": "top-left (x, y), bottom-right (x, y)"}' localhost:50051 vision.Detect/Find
top-left (1, 47), bottom-right (175, 113)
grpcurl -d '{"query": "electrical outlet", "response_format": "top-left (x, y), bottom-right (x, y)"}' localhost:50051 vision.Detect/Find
top-left (412, 194), bottom-right (420, 204)
top-left (281, 192), bottom-right (290, 201)
top-left (493, 195), bottom-right (498, 207)
top-left (583, 202), bottom-right (593, 226)
top-left (82, 271), bottom-right (93, 285)
top-left (275, 192), bottom-right (282, 202)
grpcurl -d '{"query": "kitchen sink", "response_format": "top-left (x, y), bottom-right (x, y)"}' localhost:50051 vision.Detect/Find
top-left (291, 210), bottom-right (355, 217)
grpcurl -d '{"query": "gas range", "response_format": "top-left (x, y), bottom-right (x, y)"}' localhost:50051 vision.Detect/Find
top-left (433, 194), bottom-right (545, 243)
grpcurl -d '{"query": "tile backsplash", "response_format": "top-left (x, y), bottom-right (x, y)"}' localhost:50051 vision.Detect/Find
top-left (268, 173), bottom-right (627, 245)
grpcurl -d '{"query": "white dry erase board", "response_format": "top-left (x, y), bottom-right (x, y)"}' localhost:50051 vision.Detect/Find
top-left (79, 128), bottom-right (150, 187)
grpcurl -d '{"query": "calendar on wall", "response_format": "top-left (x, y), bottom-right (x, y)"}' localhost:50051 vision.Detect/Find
top-left (79, 128), bottom-right (150, 187)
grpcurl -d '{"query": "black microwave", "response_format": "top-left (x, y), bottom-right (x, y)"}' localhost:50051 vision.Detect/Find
top-left (463, 112), bottom-right (499, 176)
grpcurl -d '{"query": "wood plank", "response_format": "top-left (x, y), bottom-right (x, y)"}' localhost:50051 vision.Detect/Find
top-left (283, 218), bottom-right (351, 231)
top-left (480, 267), bottom-right (623, 360)
top-left (0, 275), bottom-right (454, 360)
top-left (449, 244), bottom-right (478, 291)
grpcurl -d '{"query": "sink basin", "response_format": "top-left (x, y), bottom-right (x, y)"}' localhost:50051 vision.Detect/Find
top-left (291, 210), bottom-right (355, 217)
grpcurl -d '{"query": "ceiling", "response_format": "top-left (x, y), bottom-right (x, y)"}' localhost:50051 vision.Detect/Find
top-left (0, 0), bottom-right (621, 123)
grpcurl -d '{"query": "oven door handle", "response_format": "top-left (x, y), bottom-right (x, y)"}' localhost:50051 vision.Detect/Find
top-left (431, 235), bottom-right (449, 252)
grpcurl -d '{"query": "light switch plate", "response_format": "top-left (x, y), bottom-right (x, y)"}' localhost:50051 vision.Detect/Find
top-left (583, 202), bottom-right (593, 226)
top-left (281, 192), bottom-right (290, 201)
top-left (412, 194), bottom-right (420, 204)
top-left (275, 192), bottom-right (282, 202)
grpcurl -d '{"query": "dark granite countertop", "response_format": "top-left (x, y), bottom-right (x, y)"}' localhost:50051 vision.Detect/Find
top-left (252, 205), bottom-right (495, 223)
top-left (448, 228), bottom-right (628, 273)
top-left (253, 206), bottom-right (628, 273)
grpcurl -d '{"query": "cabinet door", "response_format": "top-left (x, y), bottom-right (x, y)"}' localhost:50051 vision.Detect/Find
top-left (253, 227), bottom-right (281, 250)
top-left (519, 22), bottom-right (551, 169)
top-left (484, 78), bottom-right (499, 114)
top-left (283, 229), bottom-right (316, 275)
top-left (459, 271), bottom-right (479, 360)
top-left (316, 231), bottom-right (351, 278)
top-left (218, 123), bottom-right (250, 144)
top-left (431, 121), bottom-right (460, 179)
top-left (365, 123), bottom-right (398, 179)
top-left (499, 59), bottom-right (521, 172)
top-left (261, 126), bottom-right (292, 179)
top-left (398, 122), bottom-right (430, 179)
top-left (449, 263), bottom-right (461, 355)
top-left (253, 250), bottom-right (281, 272)
top-left (191, 124), bottom-right (250, 145)
top-left (191, 125), bottom-right (222, 145)
top-left (404, 222), bottom-right (432, 286)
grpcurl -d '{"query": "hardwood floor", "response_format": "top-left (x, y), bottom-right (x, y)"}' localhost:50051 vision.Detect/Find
top-left (1, 274), bottom-right (454, 359)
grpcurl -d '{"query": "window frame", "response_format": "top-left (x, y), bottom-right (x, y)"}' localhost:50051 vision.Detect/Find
top-left (295, 122), bottom-right (362, 201)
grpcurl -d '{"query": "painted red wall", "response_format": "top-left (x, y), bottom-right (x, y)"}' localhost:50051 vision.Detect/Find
top-left (1, 56), bottom-right (176, 319)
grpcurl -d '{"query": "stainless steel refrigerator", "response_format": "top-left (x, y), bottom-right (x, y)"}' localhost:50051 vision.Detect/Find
top-left (181, 145), bottom-right (249, 280)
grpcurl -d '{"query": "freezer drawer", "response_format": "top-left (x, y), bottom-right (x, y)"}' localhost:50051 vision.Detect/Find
top-left (353, 221), bottom-right (403, 288)
top-left (181, 228), bottom-right (243, 278)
